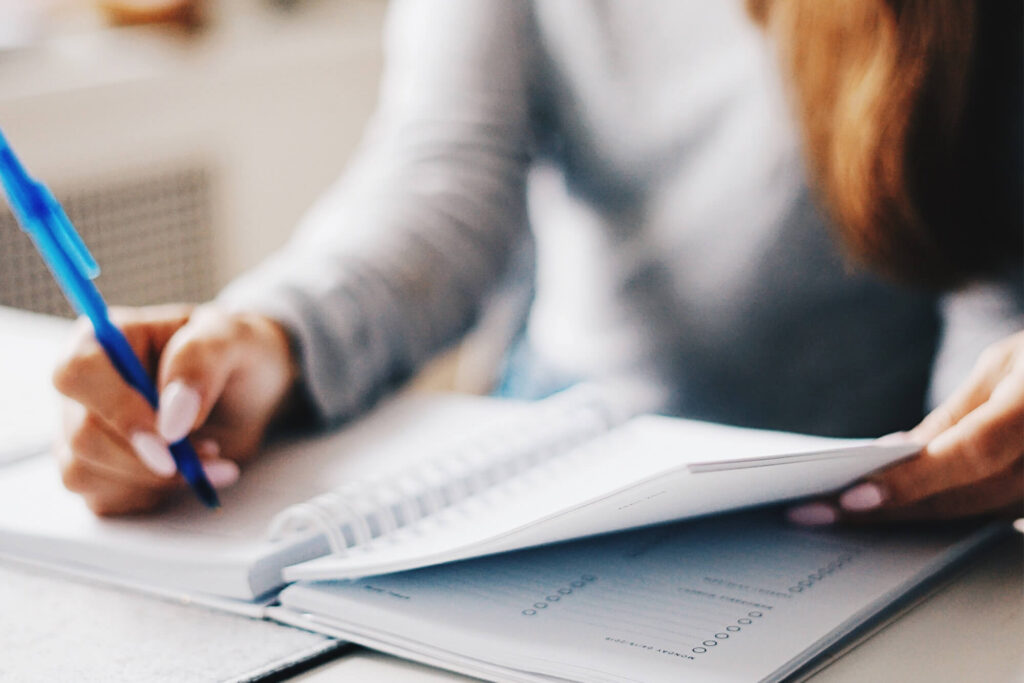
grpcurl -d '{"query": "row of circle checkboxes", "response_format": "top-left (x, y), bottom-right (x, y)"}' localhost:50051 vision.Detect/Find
top-left (692, 610), bottom-right (764, 654)
top-left (521, 574), bottom-right (597, 615)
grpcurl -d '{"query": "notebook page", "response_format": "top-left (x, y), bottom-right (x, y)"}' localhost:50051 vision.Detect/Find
top-left (286, 416), bottom-right (916, 580)
top-left (280, 511), bottom-right (996, 683)
top-left (0, 393), bottom-right (527, 599)
top-left (0, 307), bottom-right (69, 463)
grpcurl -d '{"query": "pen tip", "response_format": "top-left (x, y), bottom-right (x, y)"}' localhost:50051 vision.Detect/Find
top-left (193, 478), bottom-right (221, 510)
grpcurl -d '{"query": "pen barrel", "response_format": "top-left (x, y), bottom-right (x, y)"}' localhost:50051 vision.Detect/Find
top-left (93, 320), bottom-right (160, 407)
top-left (169, 439), bottom-right (219, 508)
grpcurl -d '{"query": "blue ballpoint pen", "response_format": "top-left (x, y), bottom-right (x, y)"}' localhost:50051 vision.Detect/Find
top-left (0, 128), bottom-right (219, 508)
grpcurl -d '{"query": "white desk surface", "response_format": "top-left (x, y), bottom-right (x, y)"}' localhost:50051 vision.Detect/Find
top-left (294, 532), bottom-right (1024, 683)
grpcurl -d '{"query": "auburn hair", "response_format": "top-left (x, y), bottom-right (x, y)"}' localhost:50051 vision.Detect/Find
top-left (749, 0), bottom-right (1022, 288)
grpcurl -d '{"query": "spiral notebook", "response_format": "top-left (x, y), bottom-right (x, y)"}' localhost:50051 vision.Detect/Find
top-left (0, 383), bottom-right (917, 608)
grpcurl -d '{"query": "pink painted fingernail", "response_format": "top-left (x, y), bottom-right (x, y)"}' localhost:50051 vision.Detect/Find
top-left (839, 482), bottom-right (885, 511)
top-left (158, 382), bottom-right (201, 444)
top-left (131, 432), bottom-right (177, 477)
top-left (203, 460), bottom-right (239, 489)
top-left (786, 503), bottom-right (837, 526)
top-left (196, 439), bottom-right (220, 459)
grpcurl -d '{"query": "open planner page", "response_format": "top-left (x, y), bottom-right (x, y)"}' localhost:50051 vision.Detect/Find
top-left (0, 393), bottom-right (528, 600)
top-left (279, 511), bottom-right (997, 683)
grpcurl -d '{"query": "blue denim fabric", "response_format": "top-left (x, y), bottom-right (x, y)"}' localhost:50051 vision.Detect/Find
top-left (493, 336), bottom-right (580, 401)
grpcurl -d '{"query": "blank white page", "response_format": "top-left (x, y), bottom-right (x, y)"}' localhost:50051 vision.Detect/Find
top-left (0, 307), bottom-right (70, 462)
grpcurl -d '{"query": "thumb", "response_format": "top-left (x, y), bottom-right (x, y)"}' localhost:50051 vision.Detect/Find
top-left (155, 307), bottom-right (241, 444)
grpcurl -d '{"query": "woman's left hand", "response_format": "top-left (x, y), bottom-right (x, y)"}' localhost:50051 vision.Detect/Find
top-left (788, 331), bottom-right (1024, 526)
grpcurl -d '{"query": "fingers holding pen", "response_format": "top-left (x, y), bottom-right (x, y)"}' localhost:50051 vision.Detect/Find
top-left (58, 400), bottom-right (240, 516)
top-left (52, 303), bottom-right (296, 514)
top-left (156, 305), bottom-right (300, 464)
top-left (61, 402), bottom-right (180, 489)
top-left (52, 304), bottom-right (242, 494)
top-left (53, 321), bottom-right (176, 477)
top-left (59, 400), bottom-right (179, 516)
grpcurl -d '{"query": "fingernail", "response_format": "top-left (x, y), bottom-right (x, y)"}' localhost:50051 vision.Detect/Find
top-left (203, 459), bottom-right (239, 489)
top-left (196, 439), bottom-right (220, 459)
top-left (786, 502), bottom-right (837, 526)
top-left (131, 432), bottom-right (178, 477)
top-left (839, 482), bottom-right (885, 511)
top-left (158, 382), bottom-right (201, 444)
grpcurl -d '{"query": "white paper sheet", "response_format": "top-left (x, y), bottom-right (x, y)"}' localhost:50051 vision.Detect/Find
top-left (0, 306), bottom-right (70, 463)
top-left (285, 417), bottom-right (917, 580)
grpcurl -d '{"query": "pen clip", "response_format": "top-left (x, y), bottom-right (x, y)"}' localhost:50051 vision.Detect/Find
top-left (41, 185), bottom-right (100, 280)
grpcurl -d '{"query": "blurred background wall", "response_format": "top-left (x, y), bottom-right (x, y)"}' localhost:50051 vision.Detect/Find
top-left (0, 0), bottom-right (386, 316)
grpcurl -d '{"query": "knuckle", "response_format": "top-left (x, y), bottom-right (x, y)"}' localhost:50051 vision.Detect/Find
top-left (106, 401), bottom-right (149, 436)
top-left (51, 357), bottom-right (77, 395)
top-left (201, 333), bottom-right (231, 358)
top-left (876, 472), bottom-right (917, 505)
top-left (52, 348), bottom-right (106, 397)
top-left (1005, 367), bottom-right (1024, 393)
top-left (925, 403), bottom-right (956, 432)
top-left (59, 456), bottom-right (90, 493)
top-left (877, 458), bottom-right (940, 506)
top-left (976, 344), bottom-right (1009, 373)
top-left (173, 333), bottom-right (228, 374)
top-left (67, 415), bottom-right (101, 456)
top-left (84, 496), bottom-right (121, 517)
top-left (958, 432), bottom-right (999, 478)
top-left (67, 428), bottom-right (91, 458)
top-left (230, 312), bottom-right (272, 347)
top-left (87, 491), bottom-right (161, 517)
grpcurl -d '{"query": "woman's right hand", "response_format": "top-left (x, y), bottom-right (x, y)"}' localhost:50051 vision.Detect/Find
top-left (53, 303), bottom-right (300, 516)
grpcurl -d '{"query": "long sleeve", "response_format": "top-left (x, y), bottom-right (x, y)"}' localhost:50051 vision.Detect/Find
top-left (218, 0), bottom-right (536, 422)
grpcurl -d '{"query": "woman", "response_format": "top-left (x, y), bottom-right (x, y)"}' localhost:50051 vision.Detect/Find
top-left (51, 0), bottom-right (1022, 520)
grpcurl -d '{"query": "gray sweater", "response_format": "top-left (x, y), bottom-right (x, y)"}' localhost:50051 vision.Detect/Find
top-left (219, 0), bottom-right (1023, 437)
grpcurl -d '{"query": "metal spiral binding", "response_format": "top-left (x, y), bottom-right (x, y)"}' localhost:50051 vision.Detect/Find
top-left (266, 381), bottom-right (650, 555)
